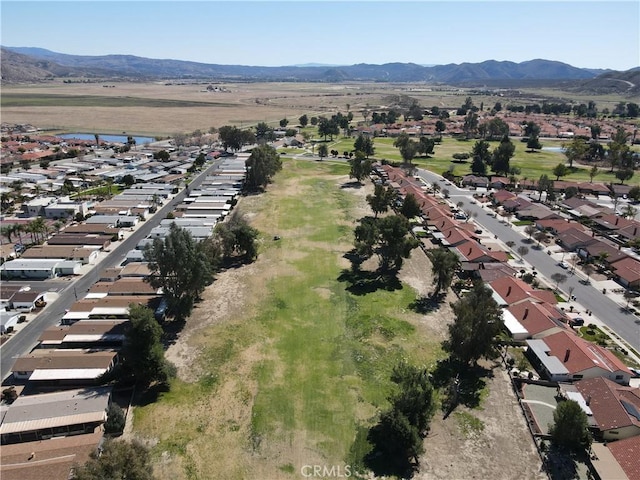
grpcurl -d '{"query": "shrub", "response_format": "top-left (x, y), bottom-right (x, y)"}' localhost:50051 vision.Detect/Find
top-left (104, 403), bottom-right (126, 435)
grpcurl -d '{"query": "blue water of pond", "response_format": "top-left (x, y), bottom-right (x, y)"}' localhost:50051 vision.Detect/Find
top-left (58, 133), bottom-right (156, 144)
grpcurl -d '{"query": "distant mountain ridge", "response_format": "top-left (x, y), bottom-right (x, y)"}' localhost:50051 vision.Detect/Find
top-left (2, 46), bottom-right (632, 88)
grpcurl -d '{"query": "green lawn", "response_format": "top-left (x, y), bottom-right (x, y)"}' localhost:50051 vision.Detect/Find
top-left (320, 135), bottom-right (640, 186)
top-left (132, 159), bottom-right (444, 478)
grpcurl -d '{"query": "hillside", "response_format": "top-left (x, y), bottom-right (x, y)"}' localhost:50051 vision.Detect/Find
top-left (2, 46), bottom-right (618, 87)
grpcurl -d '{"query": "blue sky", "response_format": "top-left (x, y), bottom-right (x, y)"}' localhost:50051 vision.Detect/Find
top-left (2, 1), bottom-right (639, 70)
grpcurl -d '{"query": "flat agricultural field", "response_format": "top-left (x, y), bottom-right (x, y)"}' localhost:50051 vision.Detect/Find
top-left (127, 159), bottom-right (543, 479)
top-left (2, 80), bottom-right (632, 138)
top-left (1, 81), bottom-right (407, 136)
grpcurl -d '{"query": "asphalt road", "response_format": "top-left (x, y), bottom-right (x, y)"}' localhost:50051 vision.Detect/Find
top-left (417, 169), bottom-right (640, 352)
top-left (0, 160), bottom-right (223, 382)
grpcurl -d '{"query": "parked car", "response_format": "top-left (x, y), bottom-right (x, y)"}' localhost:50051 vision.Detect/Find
top-left (569, 317), bottom-right (584, 327)
top-left (558, 261), bottom-right (569, 269)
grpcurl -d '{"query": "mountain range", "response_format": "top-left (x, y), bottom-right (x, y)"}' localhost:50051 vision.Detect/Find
top-left (2, 46), bottom-right (639, 94)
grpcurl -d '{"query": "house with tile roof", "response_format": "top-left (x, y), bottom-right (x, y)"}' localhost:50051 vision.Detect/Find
top-left (611, 256), bottom-right (640, 289)
top-left (451, 241), bottom-right (509, 264)
top-left (556, 227), bottom-right (596, 251)
top-left (566, 377), bottom-right (640, 441)
top-left (525, 331), bottom-right (632, 384)
top-left (505, 301), bottom-right (569, 340)
top-left (604, 435), bottom-right (640, 480)
top-left (488, 276), bottom-right (558, 307)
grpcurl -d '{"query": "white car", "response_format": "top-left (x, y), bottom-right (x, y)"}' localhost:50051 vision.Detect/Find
top-left (558, 261), bottom-right (569, 269)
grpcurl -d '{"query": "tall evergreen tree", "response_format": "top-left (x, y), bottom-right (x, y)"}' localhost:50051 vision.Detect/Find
top-left (444, 282), bottom-right (503, 365)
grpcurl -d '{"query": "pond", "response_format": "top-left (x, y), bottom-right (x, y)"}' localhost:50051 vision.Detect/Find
top-left (58, 133), bottom-right (157, 145)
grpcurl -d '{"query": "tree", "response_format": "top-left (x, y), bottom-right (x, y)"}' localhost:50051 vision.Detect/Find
top-left (298, 114), bottom-right (308, 128)
top-left (218, 125), bottom-right (254, 152)
top-left (484, 117), bottom-right (509, 140)
top-left (444, 282), bottom-right (503, 366)
top-left (365, 362), bottom-right (436, 477)
top-left (244, 144), bottom-right (282, 191)
top-left (366, 407), bottom-right (423, 476)
top-left (154, 150), bottom-right (171, 162)
top-left (400, 193), bottom-right (421, 219)
top-left (533, 231), bottom-right (547, 248)
top-left (550, 272), bottom-right (568, 291)
top-left (279, 118), bottom-right (289, 128)
top-left (565, 186), bottom-right (579, 199)
top-left (537, 174), bottom-right (553, 201)
top-left (426, 248), bottom-right (460, 296)
top-left (526, 135), bottom-right (542, 152)
top-left (523, 121), bottom-right (541, 138)
top-left (254, 122), bottom-right (275, 144)
top-left (470, 155), bottom-right (487, 175)
top-left (123, 304), bottom-right (174, 387)
top-left (353, 134), bottom-right (375, 158)
top-left (435, 120), bottom-right (446, 133)
top-left (549, 400), bottom-right (592, 452)
top-left (417, 136), bottom-right (435, 157)
top-left (317, 143), bottom-right (328, 161)
top-left (524, 225), bottom-right (536, 240)
top-left (463, 111), bottom-right (479, 139)
top-left (73, 439), bottom-right (155, 480)
top-left (104, 403), bottom-right (126, 435)
top-left (622, 205), bottom-right (638, 219)
top-left (366, 184), bottom-right (395, 218)
top-left (144, 223), bottom-right (213, 315)
top-left (354, 215), bottom-right (419, 272)
top-left (589, 165), bottom-right (599, 183)
top-left (563, 137), bottom-right (588, 168)
top-left (317, 117), bottom-right (339, 141)
top-left (552, 163), bottom-right (569, 181)
top-left (628, 185), bottom-right (640, 202)
top-left (213, 214), bottom-right (259, 262)
top-left (491, 135), bottom-right (515, 175)
top-left (615, 168), bottom-right (634, 184)
top-left (375, 215), bottom-right (419, 272)
top-left (122, 174), bottom-right (135, 187)
top-left (399, 140), bottom-right (418, 165)
top-left (348, 151), bottom-right (373, 184)
top-left (517, 246), bottom-right (529, 260)
top-left (607, 127), bottom-right (631, 172)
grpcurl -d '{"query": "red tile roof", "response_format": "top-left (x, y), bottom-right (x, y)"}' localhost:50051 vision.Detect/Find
top-left (542, 331), bottom-right (630, 377)
top-left (508, 301), bottom-right (568, 337)
top-left (489, 276), bottom-right (558, 306)
top-left (575, 377), bottom-right (640, 432)
top-left (607, 435), bottom-right (640, 480)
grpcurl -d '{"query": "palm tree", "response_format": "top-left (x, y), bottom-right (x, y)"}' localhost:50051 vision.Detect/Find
top-left (1, 224), bottom-right (15, 243)
top-left (426, 248), bottom-right (460, 296)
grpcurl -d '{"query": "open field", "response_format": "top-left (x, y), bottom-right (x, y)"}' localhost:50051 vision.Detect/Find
top-left (2, 81), bottom-right (636, 138)
top-left (127, 159), bottom-right (543, 479)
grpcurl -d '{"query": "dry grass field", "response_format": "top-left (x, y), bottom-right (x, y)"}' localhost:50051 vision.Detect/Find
top-left (3, 80), bottom-right (629, 138)
top-left (1, 81), bottom-right (397, 136)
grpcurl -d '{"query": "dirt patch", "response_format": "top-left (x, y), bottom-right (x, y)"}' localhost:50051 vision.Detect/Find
top-left (420, 364), bottom-right (545, 480)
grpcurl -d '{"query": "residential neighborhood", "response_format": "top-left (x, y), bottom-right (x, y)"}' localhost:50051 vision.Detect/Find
top-left (0, 128), bottom-right (247, 479)
top-left (1, 107), bottom-right (639, 479)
